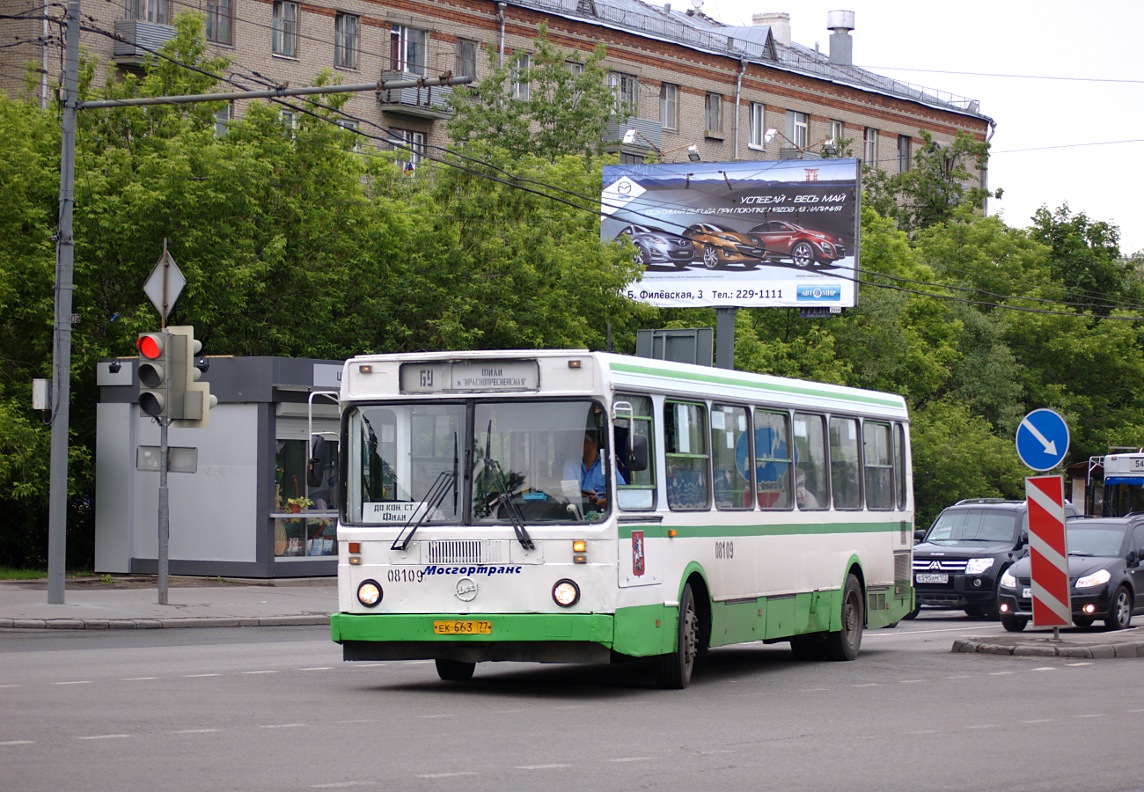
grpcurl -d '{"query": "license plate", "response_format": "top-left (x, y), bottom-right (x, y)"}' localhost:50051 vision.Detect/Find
top-left (433, 620), bottom-right (492, 635)
top-left (915, 573), bottom-right (948, 584)
top-left (1022, 588), bottom-right (1031, 599)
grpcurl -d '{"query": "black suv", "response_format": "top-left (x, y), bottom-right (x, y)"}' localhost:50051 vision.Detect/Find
top-left (910, 498), bottom-right (1080, 619)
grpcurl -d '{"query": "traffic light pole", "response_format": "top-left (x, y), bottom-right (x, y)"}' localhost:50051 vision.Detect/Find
top-left (158, 402), bottom-right (170, 605)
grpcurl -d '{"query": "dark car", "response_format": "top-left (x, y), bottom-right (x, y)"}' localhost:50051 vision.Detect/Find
top-left (748, 220), bottom-right (847, 268)
top-left (684, 223), bottom-right (767, 270)
top-left (614, 223), bottom-right (694, 268)
top-left (911, 498), bottom-right (1081, 619)
top-left (997, 515), bottom-right (1144, 631)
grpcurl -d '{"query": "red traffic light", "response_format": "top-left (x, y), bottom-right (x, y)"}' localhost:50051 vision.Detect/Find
top-left (137, 333), bottom-right (163, 360)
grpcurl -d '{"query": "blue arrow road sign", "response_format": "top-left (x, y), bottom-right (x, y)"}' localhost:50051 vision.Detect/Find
top-left (1015, 409), bottom-right (1070, 471)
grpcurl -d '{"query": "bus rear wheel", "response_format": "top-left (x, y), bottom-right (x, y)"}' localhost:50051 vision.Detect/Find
top-left (435, 658), bottom-right (475, 681)
top-left (656, 583), bottom-right (700, 689)
top-left (823, 574), bottom-right (864, 661)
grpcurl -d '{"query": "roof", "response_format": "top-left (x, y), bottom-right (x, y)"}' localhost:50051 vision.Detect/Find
top-left (509, 0), bottom-right (990, 121)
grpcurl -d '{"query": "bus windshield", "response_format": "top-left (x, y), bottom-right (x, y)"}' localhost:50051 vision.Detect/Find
top-left (346, 399), bottom-right (612, 527)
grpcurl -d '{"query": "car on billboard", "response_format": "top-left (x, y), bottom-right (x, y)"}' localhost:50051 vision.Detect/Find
top-left (684, 223), bottom-right (767, 270)
top-left (613, 223), bottom-right (694, 268)
top-left (748, 220), bottom-right (847, 268)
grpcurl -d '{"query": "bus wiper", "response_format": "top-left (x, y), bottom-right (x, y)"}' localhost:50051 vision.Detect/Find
top-left (484, 457), bottom-right (535, 551)
top-left (392, 470), bottom-right (455, 551)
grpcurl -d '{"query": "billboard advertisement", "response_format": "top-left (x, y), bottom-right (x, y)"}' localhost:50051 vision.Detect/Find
top-left (601, 159), bottom-right (860, 309)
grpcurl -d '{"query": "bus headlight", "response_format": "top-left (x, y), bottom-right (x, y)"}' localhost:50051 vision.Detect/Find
top-left (552, 579), bottom-right (580, 607)
top-left (357, 580), bottom-right (383, 607)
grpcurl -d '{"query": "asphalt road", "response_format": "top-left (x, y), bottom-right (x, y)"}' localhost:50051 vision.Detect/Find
top-left (2, 614), bottom-right (1141, 792)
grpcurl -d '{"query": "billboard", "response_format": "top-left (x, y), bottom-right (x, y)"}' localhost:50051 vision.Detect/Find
top-left (601, 159), bottom-right (860, 309)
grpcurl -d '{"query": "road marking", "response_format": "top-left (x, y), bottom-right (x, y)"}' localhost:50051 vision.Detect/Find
top-left (335, 719), bottom-right (379, 725)
top-left (53, 680), bottom-right (92, 685)
top-left (988, 671), bottom-right (1014, 676)
top-left (418, 772), bottom-right (478, 779)
top-left (1066, 662), bottom-right (1093, 667)
top-left (0, 740), bottom-right (34, 746)
top-left (242, 670), bottom-right (278, 675)
top-left (1031, 667), bottom-right (1057, 672)
top-left (260, 723), bottom-right (306, 729)
top-left (517, 764), bottom-right (572, 770)
top-left (0, 684), bottom-right (20, 689)
top-left (609, 757), bottom-right (653, 763)
top-left (185, 673), bottom-right (221, 678)
top-left (77, 734), bottom-right (131, 740)
top-left (299, 667), bottom-right (332, 672)
top-left (852, 683), bottom-right (881, 687)
top-left (312, 783), bottom-right (374, 788)
top-left (121, 677), bottom-right (158, 681)
top-left (897, 679), bottom-right (926, 684)
top-left (1078, 713), bottom-right (1103, 718)
top-left (1022, 719), bottom-right (1055, 724)
top-left (797, 687), bottom-right (831, 692)
top-left (904, 730), bottom-right (938, 735)
top-left (173, 729), bottom-right (220, 734)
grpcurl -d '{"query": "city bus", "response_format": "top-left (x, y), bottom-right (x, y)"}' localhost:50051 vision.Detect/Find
top-left (330, 349), bottom-right (915, 688)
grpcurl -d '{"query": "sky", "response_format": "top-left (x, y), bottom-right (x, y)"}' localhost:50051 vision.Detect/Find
top-left (701, 0), bottom-right (1144, 255)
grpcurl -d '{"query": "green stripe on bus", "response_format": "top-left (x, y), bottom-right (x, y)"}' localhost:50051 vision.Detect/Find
top-left (608, 361), bottom-right (904, 410)
top-left (615, 521), bottom-right (905, 539)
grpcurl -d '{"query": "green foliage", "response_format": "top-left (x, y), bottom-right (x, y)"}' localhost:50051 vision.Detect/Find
top-left (865, 130), bottom-right (998, 234)
top-left (447, 25), bottom-right (620, 160)
top-left (1031, 204), bottom-right (1128, 314)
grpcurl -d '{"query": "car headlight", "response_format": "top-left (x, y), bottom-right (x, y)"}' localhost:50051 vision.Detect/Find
top-left (1000, 570), bottom-right (1017, 589)
top-left (1075, 569), bottom-right (1111, 589)
top-left (965, 558), bottom-right (995, 575)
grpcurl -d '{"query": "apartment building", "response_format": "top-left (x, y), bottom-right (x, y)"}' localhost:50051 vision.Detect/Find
top-left (2, 0), bottom-right (992, 174)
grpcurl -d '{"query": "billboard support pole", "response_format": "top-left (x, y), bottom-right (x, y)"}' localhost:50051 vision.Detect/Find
top-left (715, 307), bottom-right (736, 369)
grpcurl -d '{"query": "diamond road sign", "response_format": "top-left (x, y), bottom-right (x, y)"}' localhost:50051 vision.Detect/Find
top-left (143, 249), bottom-right (185, 322)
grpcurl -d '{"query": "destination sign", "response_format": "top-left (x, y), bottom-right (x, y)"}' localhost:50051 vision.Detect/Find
top-left (399, 360), bottom-right (539, 394)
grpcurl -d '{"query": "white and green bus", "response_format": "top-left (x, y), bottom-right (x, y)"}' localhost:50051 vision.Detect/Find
top-left (330, 349), bottom-right (914, 688)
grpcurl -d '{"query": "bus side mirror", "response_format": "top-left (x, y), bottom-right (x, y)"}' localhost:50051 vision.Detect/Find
top-left (307, 435), bottom-right (326, 488)
top-left (629, 435), bottom-right (649, 473)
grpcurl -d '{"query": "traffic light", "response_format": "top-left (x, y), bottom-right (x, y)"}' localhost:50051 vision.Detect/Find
top-left (168, 325), bottom-right (216, 429)
top-left (136, 330), bottom-right (188, 419)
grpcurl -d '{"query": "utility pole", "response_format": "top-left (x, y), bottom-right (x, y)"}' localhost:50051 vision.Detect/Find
top-left (43, 2), bottom-right (469, 602)
top-left (47, 0), bottom-right (80, 604)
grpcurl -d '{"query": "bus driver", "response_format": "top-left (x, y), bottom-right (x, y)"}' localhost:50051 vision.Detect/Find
top-left (564, 431), bottom-right (625, 510)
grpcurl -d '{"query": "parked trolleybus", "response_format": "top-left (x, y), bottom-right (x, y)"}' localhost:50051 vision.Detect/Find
top-left (330, 350), bottom-right (915, 688)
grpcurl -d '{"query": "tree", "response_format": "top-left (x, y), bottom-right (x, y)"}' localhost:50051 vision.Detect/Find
top-left (1031, 204), bottom-right (1129, 315)
top-left (447, 25), bottom-right (620, 160)
top-left (865, 130), bottom-right (998, 234)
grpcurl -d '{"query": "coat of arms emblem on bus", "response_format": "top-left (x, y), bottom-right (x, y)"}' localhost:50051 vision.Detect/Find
top-left (632, 530), bottom-right (645, 577)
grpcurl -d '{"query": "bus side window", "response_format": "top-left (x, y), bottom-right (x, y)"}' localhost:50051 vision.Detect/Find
top-left (616, 393), bottom-right (656, 511)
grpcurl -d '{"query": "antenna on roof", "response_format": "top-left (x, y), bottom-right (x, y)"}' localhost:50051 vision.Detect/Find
top-left (689, 0), bottom-right (703, 9)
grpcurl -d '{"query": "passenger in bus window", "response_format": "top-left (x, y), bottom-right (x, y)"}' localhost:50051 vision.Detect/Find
top-left (796, 473), bottom-right (820, 509)
top-left (564, 431), bottom-right (625, 510)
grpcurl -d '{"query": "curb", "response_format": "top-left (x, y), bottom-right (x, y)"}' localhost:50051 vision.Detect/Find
top-left (0, 615), bottom-right (331, 631)
top-left (952, 638), bottom-right (1144, 659)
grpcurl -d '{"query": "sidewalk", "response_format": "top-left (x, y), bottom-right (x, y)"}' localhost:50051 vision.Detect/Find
top-left (952, 626), bottom-right (1144, 659)
top-left (0, 576), bottom-right (336, 630)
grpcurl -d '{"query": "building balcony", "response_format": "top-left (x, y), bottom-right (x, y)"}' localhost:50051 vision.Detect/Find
top-left (605, 117), bottom-right (662, 152)
top-left (112, 19), bottom-right (176, 66)
top-left (377, 71), bottom-right (452, 119)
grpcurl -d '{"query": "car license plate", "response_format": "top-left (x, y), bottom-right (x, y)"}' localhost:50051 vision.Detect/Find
top-left (915, 573), bottom-right (948, 584)
top-left (1022, 588), bottom-right (1031, 599)
top-left (433, 620), bottom-right (492, 635)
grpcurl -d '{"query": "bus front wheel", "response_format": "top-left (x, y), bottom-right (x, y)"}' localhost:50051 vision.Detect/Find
top-left (656, 583), bottom-right (700, 689)
top-left (435, 658), bottom-right (475, 681)
top-left (823, 574), bottom-right (864, 661)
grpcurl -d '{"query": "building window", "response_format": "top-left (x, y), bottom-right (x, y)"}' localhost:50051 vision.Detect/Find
top-left (608, 72), bottom-right (638, 114)
top-left (659, 83), bottom-right (678, 130)
top-left (705, 92), bottom-right (722, 135)
top-left (279, 109), bottom-right (296, 138)
top-left (864, 127), bottom-right (878, 165)
top-left (786, 110), bottom-right (809, 150)
top-left (511, 53), bottom-right (530, 100)
top-left (898, 134), bottom-right (912, 172)
top-left (390, 25), bottom-right (427, 75)
top-left (829, 119), bottom-right (843, 148)
top-left (334, 13), bottom-right (359, 70)
top-left (390, 129), bottom-right (425, 168)
top-left (566, 60), bottom-right (584, 76)
top-left (214, 103), bottom-right (232, 136)
top-left (748, 102), bottom-right (765, 148)
top-left (337, 119), bottom-right (360, 152)
top-left (205, 0), bottom-right (233, 44)
top-left (124, 0), bottom-right (169, 24)
top-left (272, 1), bottom-right (298, 57)
top-left (456, 39), bottom-right (477, 78)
